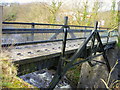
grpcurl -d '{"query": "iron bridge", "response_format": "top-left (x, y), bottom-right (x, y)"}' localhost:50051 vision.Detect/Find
top-left (2, 16), bottom-right (118, 89)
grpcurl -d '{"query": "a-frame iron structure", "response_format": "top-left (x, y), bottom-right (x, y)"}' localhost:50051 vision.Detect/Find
top-left (48, 20), bottom-right (111, 89)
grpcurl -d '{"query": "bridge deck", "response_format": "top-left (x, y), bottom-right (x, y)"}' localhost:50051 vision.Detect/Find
top-left (6, 37), bottom-right (117, 64)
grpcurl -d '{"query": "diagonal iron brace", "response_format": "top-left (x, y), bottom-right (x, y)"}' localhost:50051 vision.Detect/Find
top-left (48, 21), bottom-right (111, 89)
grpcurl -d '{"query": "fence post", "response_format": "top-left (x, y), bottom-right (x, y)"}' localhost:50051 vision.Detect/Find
top-left (62, 16), bottom-right (68, 57)
top-left (0, 6), bottom-right (2, 51)
top-left (31, 23), bottom-right (34, 41)
top-left (0, 5), bottom-right (2, 90)
top-left (48, 16), bottom-right (69, 89)
top-left (84, 27), bottom-right (86, 38)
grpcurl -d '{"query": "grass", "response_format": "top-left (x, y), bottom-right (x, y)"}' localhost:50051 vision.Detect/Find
top-left (0, 52), bottom-right (37, 89)
top-left (66, 58), bottom-right (82, 86)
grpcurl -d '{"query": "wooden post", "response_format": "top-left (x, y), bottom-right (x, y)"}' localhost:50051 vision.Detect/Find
top-left (31, 24), bottom-right (34, 41)
top-left (0, 5), bottom-right (2, 90)
top-left (0, 6), bottom-right (2, 51)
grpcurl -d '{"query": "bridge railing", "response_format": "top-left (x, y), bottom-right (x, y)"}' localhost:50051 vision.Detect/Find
top-left (2, 17), bottom-right (118, 47)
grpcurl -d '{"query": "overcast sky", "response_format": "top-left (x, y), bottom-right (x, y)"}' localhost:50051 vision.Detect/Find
top-left (0, 0), bottom-right (120, 11)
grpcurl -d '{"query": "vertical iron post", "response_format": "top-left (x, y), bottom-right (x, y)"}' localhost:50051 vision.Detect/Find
top-left (84, 27), bottom-right (86, 38)
top-left (48, 16), bottom-right (68, 90)
top-left (57, 16), bottom-right (68, 75)
top-left (94, 21), bottom-right (98, 31)
top-left (107, 31), bottom-right (110, 44)
top-left (31, 23), bottom-right (35, 41)
top-left (61, 16), bottom-right (68, 57)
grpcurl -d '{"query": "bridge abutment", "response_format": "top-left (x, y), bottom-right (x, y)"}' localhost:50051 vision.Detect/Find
top-left (77, 47), bottom-right (119, 88)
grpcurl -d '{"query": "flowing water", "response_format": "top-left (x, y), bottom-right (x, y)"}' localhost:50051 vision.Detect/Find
top-left (20, 69), bottom-right (71, 89)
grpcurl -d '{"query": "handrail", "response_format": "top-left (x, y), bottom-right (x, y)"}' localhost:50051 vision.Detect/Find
top-left (1, 35), bottom-right (117, 47)
top-left (2, 37), bottom-right (85, 47)
top-left (2, 21), bottom-right (111, 29)
top-left (2, 19), bottom-right (118, 47)
top-left (2, 28), bottom-right (111, 34)
top-left (2, 25), bottom-right (118, 47)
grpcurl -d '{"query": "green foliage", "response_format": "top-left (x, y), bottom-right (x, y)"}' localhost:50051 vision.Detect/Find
top-left (117, 37), bottom-right (120, 47)
top-left (66, 58), bottom-right (82, 86)
top-left (74, 0), bottom-right (89, 26)
top-left (81, 1), bottom-right (88, 23)
top-left (48, 1), bottom-right (62, 24)
top-left (5, 13), bottom-right (17, 21)
top-left (109, 0), bottom-right (118, 28)
top-left (3, 3), bottom-right (19, 21)
top-left (3, 1), bottom-right (118, 28)
top-left (0, 54), bottom-right (36, 88)
top-left (87, 0), bottom-right (103, 26)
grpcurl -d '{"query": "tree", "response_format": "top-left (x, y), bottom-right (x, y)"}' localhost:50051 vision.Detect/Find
top-left (74, 0), bottom-right (89, 25)
top-left (74, 2), bottom-right (82, 25)
top-left (82, 0), bottom-right (88, 22)
top-left (48, 1), bottom-right (62, 24)
top-left (87, 0), bottom-right (103, 26)
top-left (109, 0), bottom-right (118, 28)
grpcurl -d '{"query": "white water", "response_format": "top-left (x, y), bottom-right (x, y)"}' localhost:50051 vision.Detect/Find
top-left (20, 69), bottom-right (71, 89)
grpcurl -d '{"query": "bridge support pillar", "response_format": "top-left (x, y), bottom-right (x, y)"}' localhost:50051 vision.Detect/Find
top-left (77, 48), bottom-right (118, 88)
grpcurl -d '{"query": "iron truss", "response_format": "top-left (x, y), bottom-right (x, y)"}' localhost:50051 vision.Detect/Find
top-left (48, 18), bottom-right (112, 89)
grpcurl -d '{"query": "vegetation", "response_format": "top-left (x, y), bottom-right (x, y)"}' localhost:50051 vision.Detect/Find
top-left (117, 37), bottom-right (120, 47)
top-left (0, 52), bottom-right (36, 88)
top-left (101, 60), bottom-right (120, 89)
top-left (2, 0), bottom-right (118, 28)
top-left (66, 58), bottom-right (82, 86)
top-left (66, 65), bottom-right (81, 86)
top-left (47, 1), bottom-right (62, 24)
